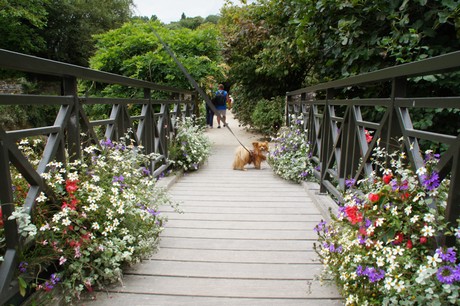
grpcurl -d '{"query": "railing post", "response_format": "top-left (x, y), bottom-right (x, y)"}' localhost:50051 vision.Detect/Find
top-left (285, 94), bottom-right (291, 126)
top-left (320, 89), bottom-right (334, 194)
top-left (62, 77), bottom-right (80, 161)
top-left (445, 143), bottom-right (460, 247)
top-left (141, 88), bottom-right (154, 155)
top-left (385, 77), bottom-right (407, 155)
top-left (0, 128), bottom-right (19, 305)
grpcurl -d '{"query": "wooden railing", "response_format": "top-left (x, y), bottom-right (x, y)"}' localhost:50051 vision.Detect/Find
top-left (286, 51), bottom-right (460, 246)
top-left (0, 49), bottom-right (197, 304)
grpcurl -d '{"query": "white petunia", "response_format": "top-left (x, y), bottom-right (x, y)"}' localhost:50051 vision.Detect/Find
top-left (404, 205), bottom-right (412, 216)
top-left (36, 192), bottom-right (47, 203)
top-left (426, 253), bottom-right (442, 267)
top-left (421, 224), bottom-right (435, 237)
top-left (423, 213), bottom-right (435, 222)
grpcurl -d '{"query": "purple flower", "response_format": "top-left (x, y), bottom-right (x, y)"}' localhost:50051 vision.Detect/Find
top-left (425, 152), bottom-right (441, 162)
top-left (436, 266), bottom-right (457, 284)
top-left (421, 171), bottom-right (440, 191)
top-left (345, 178), bottom-right (356, 188)
top-left (18, 262), bottom-right (28, 273)
top-left (436, 247), bottom-right (457, 263)
top-left (141, 167), bottom-right (151, 176)
top-left (100, 138), bottom-right (114, 148)
top-left (358, 235), bottom-right (366, 245)
top-left (390, 180), bottom-right (409, 191)
top-left (365, 218), bottom-right (372, 228)
top-left (337, 206), bottom-right (347, 218)
top-left (356, 265), bottom-right (365, 276)
top-left (357, 266), bottom-right (385, 283)
top-left (50, 273), bottom-right (60, 284)
top-left (147, 208), bottom-right (160, 216)
top-left (314, 221), bottom-right (327, 233)
top-left (367, 267), bottom-right (385, 283)
top-left (112, 175), bottom-right (124, 183)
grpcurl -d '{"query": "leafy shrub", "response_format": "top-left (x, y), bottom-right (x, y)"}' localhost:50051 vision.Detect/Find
top-left (268, 117), bottom-right (316, 182)
top-left (169, 117), bottom-right (211, 171)
top-left (2, 135), bottom-right (178, 302)
top-left (251, 96), bottom-right (284, 135)
top-left (314, 144), bottom-right (459, 305)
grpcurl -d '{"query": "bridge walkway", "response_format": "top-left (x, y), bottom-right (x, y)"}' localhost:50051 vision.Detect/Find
top-left (80, 113), bottom-right (342, 305)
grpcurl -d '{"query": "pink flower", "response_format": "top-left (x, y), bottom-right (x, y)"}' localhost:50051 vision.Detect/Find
top-left (59, 256), bottom-right (67, 265)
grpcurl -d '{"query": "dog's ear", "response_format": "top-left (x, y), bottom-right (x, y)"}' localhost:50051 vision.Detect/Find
top-left (252, 141), bottom-right (259, 148)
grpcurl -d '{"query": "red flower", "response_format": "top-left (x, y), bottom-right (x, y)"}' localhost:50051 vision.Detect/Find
top-left (365, 130), bottom-right (373, 143)
top-left (65, 180), bottom-right (79, 194)
top-left (368, 193), bottom-right (380, 203)
top-left (400, 192), bottom-right (410, 200)
top-left (406, 239), bottom-right (413, 249)
top-left (345, 206), bottom-right (363, 225)
top-left (383, 174), bottom-right (392, 184)
top-left (394, 232), bottom-right (404, 245)
top-left (359, 226), bottom-right (367, 236)
top-left (420, 236), bottom-right (428, 244)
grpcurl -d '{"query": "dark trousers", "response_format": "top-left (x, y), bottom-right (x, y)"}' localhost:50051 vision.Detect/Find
top-left (206, 104), bottom-right (214, 127)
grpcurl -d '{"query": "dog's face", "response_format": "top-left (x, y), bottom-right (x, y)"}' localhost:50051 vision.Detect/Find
top-left (253, 141), bottom-right (269, 152)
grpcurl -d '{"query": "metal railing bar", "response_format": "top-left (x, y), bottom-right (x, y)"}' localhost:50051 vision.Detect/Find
top-left (0, 49), bottom-right (194, 94)
top-left (354, 120), bottom-right (381, 130)
top-left (395, 97), bottom-right (460, 108)
top-left (328, 98), bottom-right (391, 107)
top-left (287, 51), bottom-right (460, 95)
top-left (0, 95), bottom-right (74, 105)
top-left (82, 97), bottom-right (147, 106)
top-left (89, 119), bottom-right (115, 126)
top-left (6, 126), bottom-right (61, 139)
top-left (330, 116), bottom-right (344, 123)
top-left (404, 128), bottom-right (458, 144)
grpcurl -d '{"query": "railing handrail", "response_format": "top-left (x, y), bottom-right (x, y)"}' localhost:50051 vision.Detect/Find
top-left (0, 49), bottom-right (194, 94)
top-left (287, 51), bottom-right (460, 95)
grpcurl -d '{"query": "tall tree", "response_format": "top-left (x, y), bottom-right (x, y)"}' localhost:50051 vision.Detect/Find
top-left (0, 0), bottom-right (49, 53)
top-left (37, 0), bottom-right (133, 66)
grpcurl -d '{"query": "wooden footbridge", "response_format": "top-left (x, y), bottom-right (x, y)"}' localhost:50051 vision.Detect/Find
top-left (79, 114), bottom-right (342, 305)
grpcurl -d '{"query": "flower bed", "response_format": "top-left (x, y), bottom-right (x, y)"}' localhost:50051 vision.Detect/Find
top-left (169, 117), bottom-right (211, 172)
top-left (268, 117), bottom-right (316, 182)
top-left (314, 144), bottom-right (460, 305)
top-left (1, 135), bottom-right (178, 303)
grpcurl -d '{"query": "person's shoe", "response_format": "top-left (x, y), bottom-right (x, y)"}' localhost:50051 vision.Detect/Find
top-left (218, 125), bottom-right (221, 128)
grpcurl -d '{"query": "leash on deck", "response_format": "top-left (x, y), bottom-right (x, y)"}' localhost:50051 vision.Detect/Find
top-left (150, 25), bottom-right (252, 155)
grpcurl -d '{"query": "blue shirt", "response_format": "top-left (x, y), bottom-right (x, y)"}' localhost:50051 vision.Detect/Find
top-left (215, 90), bottom-right (228, 110)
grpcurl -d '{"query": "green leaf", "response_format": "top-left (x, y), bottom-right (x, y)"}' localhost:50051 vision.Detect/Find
top-left (18, 277), bottom-right (27, 296)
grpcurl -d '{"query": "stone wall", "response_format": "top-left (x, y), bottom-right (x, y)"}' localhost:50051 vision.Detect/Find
top-left (0, 80), bottom-right (22, 94)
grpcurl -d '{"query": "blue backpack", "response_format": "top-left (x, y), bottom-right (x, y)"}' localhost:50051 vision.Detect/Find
top-left (214, 90), bottom-right (226, 107)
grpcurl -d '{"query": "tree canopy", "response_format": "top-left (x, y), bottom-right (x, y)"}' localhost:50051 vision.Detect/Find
top-left (89, 20), bottom-right (227, 93)
top-left (0, 0), bottom-right (133, 66)
top-left (220, 0), bottom-right (460, 128)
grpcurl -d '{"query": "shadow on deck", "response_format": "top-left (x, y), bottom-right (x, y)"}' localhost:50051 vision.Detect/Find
top-left (79, 114), bottom-right (342, 305)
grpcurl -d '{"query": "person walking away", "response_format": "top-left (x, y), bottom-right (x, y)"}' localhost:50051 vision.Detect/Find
top-left (206, 95), bottom-right (214, 128)
top-left (214, 84), bottom-right (229, 128)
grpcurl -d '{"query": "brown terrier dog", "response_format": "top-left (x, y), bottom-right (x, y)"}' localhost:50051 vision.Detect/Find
top-left (233, 141), bottom-right (269, 170)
